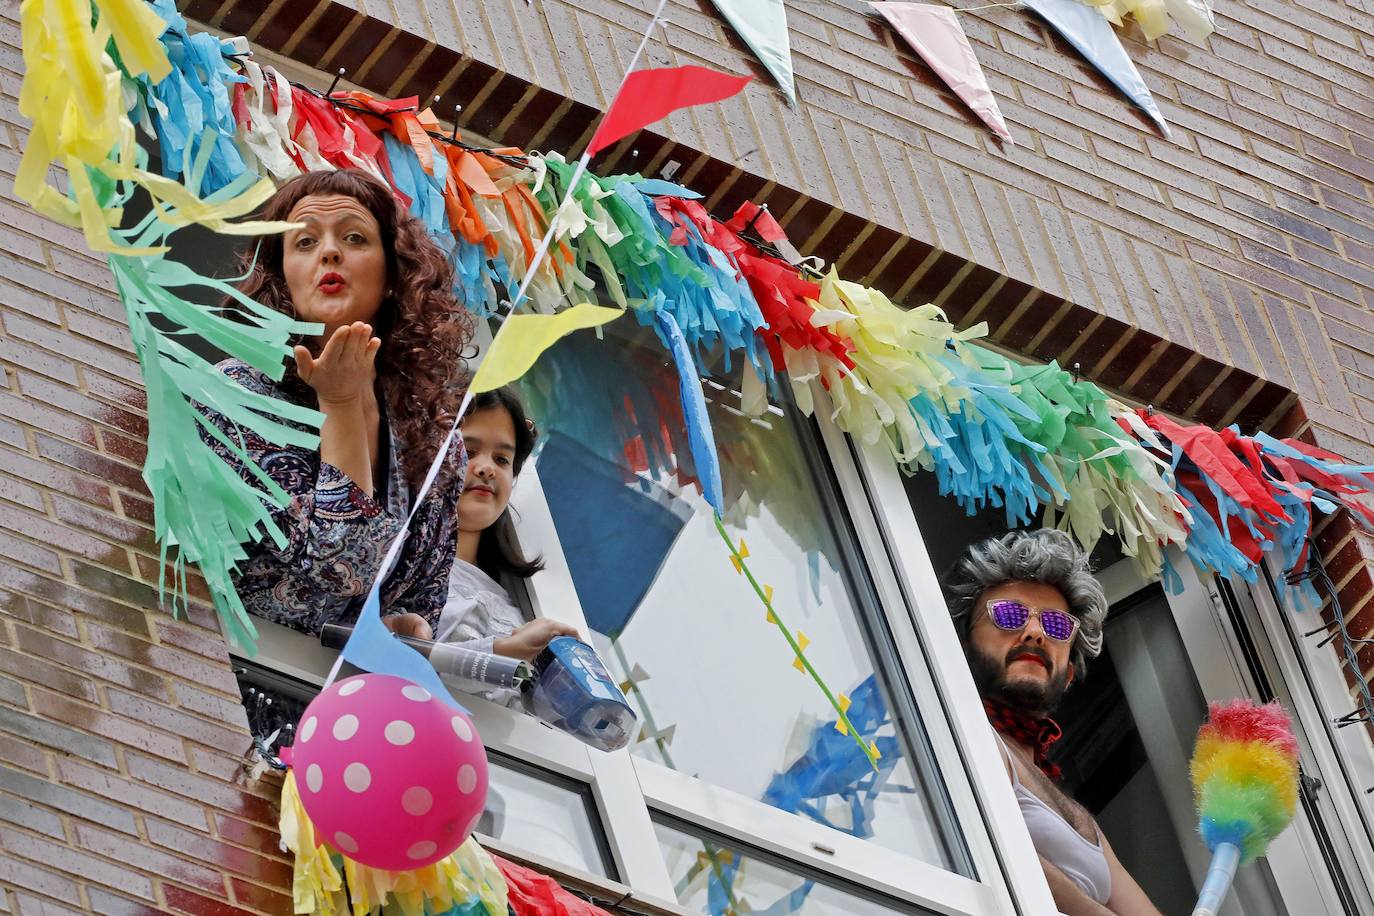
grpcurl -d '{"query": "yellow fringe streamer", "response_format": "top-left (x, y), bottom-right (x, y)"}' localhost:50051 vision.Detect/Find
top-left (278, 771), bottom-right (509, 916)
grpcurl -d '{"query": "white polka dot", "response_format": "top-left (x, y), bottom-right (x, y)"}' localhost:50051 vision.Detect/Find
top-left (402, 685), bottom-right (431, 702)
top-left (384, 720), bottom-right (415, 746)
top-left (344, 762), bottom-right (371, 793)
top-left (457, 764), bottom-right (477, 794)
top-left (407, 840), bottom-right (437, 861)
top-left (338, 679), bottom-right (366, 697)
top-left (451, 715), bottom-right (472, 742)
top-left (332, 714), bottom-right (360, 741)
top-left (299, 716), bottom-right (317, 742)
top-left (305, 763), bottom-right (323, 793)
top-left (402, 786), bottom-right (433, 816)
top-left (333, 831), bottom-right (358, 854)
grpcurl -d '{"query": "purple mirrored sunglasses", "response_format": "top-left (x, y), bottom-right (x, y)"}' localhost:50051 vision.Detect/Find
top-left (985, 599), bottom-right (1080, 642)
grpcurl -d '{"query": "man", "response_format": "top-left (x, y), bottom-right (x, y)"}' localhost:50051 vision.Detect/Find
top-left (944, 529), bottom-right (1161, 916)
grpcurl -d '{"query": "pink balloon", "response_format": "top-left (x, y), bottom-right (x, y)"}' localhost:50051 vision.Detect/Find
top-left (290, 674), bottom-right (488, 870)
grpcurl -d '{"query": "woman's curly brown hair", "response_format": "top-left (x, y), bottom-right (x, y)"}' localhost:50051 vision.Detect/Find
top-left (235, 169), bottom-right (472, 489)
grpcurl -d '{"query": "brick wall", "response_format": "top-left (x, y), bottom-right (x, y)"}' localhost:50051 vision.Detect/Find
top-left (0, 8), bottom-right (296, 913)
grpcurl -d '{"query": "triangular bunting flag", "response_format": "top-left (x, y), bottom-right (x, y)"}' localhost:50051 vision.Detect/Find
top-left (1020, 0), bottom-right (1170, 137)
top-left (708, 0), bottom-right (796, 104)
top-left (871, 3), bottom-right (1012, 143)
top-left (588, 65), bottom-right (753, 157)
top-left (470, 303), bottom-right (623, 393)
top-left (792, 632), bottom-right (811, 672)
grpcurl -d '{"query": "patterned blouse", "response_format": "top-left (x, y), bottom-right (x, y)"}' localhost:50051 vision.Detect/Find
top-left (197, 359), bottom-right (465, 635)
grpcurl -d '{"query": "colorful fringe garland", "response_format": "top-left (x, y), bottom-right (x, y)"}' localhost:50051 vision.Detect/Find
top-left (15, 0), bottom-right (1374, 646)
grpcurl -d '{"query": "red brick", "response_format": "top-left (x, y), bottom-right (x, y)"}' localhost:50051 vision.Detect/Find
top-left (0, 858), bottom-right (79, 902)
top-left (34, 435), bottom-right (146, 496)
top-left (83, 624), bottom-right (239, 696)
top-left (0, 444), bottom-right (115, 510)
top-left (0, 590), bottom-right (78, 638)
top-left (146, 818), bottom-right (291, 887)
top-left (0, 389), bottom-right (97, 448)
top-left (29, 688), bottom-right (187, 765)
top-left (54, 758), bottom-right (206, 831)
top-left (163, 886), bottom-right (257, 916)
top-left (125, 753), bottom-right (276, 826)
top-left (12, 626), bottom-right (168, 701)
top-left (228, 876), bottom-right (292, 914)
top-left (0, 530), bottom-right (61, 575)
top-left (73, 822), bottom-right (227, 897)
top-left (85, 889), bottom-right (168, 916)
top-left (213, 811), bottom-right (285, 858)
top-left (105, 688), bottom-right (246, 755)
top-left (0, 645), bottom-right (96, 703)
top-left (0, 827), bottom-right (155, 899)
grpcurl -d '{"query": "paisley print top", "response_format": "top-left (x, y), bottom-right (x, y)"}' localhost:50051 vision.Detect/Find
top-left (196, 359), bottom-right (465, 635)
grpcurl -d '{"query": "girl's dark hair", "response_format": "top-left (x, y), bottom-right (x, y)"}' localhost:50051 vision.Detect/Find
top-left (469, 387), bottom-right (544, 580)
top-left (235, 169), bottom-right (472, 489)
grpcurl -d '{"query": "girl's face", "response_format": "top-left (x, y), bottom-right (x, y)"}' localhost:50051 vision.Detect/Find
top-left (458, 407), bottom-right (518, 534)
top-left (282, 193), bottom-right (388, 341)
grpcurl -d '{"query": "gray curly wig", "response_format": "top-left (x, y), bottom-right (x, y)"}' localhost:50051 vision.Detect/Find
top-left (944, 529), bottom-right (1108, 673)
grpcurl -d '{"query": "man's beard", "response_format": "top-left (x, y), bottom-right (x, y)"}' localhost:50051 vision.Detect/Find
top-left (966, 643), bottom-right (1072, 716)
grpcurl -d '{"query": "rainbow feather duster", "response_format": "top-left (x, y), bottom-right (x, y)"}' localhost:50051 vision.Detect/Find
top-left (1188, 700), bottom-right (1299, 915)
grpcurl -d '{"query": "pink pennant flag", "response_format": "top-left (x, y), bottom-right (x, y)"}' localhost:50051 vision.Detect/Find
top-left (872, 2), bottom-right (1013, 144)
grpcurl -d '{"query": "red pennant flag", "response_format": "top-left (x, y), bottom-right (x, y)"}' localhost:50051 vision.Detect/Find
top-left (587, 65), bottom-right (752, 157)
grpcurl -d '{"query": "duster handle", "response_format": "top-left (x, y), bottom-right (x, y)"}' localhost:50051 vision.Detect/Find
top-left (1191, 841), bottom-right (1241, 916)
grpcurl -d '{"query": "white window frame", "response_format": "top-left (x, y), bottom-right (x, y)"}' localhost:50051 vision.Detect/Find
top-left (510, 380), bottom-right (1060, 916)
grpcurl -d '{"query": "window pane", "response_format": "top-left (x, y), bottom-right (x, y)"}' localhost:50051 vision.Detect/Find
top-left (479, 753), bottom-right (615, 880)
top-left (653, 819), bottom-right (934, 915)
top-left (516, 322), bottom-right (961, 871)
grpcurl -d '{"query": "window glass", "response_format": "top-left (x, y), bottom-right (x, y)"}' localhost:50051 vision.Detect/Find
top-left (479, 753), bottom-right (615, 880)
top-left (516, 321), bottom-right (961, 871)
top-left (653, 818), bottom-right (935, 915)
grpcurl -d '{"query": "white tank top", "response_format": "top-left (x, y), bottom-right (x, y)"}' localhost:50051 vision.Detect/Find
top-left (996, 733), bottom-right (1113, 905)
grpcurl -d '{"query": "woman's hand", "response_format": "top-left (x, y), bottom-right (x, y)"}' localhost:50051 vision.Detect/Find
top-left (494, 618), bottom-right (581, 662)
top-left (383, 613), bottom-right (434, 641)
top-left (294, 322), bottom-right (381, 405)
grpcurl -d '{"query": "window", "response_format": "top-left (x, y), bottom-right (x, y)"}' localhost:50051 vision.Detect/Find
top-left (653, 817), bottom-right (937, 915)
top-left (484, 752), bottom-right (616, 879)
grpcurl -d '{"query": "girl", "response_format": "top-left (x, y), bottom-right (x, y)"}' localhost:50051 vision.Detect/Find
top-left (436, 388), bottom-right (579, 673)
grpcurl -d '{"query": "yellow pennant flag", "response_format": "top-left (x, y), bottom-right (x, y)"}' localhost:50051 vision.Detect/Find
top-left (792, 632), bottom-right (810, 672)
top-left (470, 303), bottom-right (623, 393)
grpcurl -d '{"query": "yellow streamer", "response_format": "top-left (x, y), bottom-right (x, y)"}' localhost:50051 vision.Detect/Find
top-left (16, 0), bottom-right (289, 255)
top-left (278, 771), bottom-right (508, 916)
top-left (471, 303), bottom-right (624, 394)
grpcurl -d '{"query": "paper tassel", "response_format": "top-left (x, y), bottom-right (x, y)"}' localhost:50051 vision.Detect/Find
top-left (1020, 0), bottom-right (1171, 136)
top-left (1081, 0), bottom-right (1216, 44)
top-left (279, 771), bottom-right (509, 916)
top-left (871, 3), bottom-right (1013, 143)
